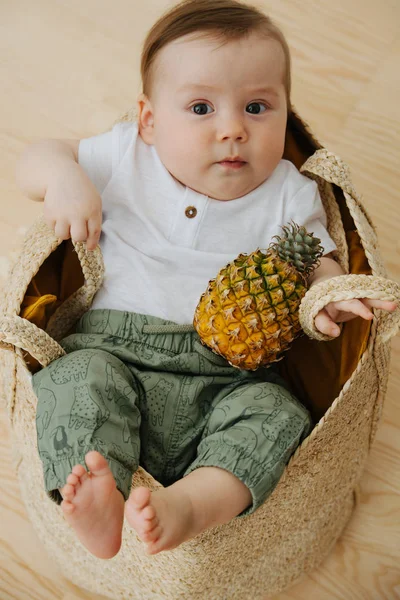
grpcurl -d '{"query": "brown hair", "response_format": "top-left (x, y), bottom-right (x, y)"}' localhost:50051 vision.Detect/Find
top-left (140, 0), bottom-right (292, 112)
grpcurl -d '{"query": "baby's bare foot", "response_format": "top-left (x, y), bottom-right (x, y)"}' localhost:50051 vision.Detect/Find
top-left (125, 486), bottom-right (197, 555)
top-left (60, 451), bottom-right (125, 559)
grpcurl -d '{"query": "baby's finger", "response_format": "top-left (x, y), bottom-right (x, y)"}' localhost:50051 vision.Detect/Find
top-left (361, 298), bottom-right (397, 312)
top-left (86, 217), bottom-right (102, 251)
top-left (314, 308), bottom-right (341, 337)
top-left (54, 220), bottom-right (71, 241)
top-left (70, 220), bottom-right (88, 244)
top-left (330, 299), bottom-right (374, 321)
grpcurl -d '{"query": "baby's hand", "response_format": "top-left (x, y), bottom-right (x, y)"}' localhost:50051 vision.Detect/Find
top-left (315, 298), bottom-right (398, 337)
top-left (44, 162), bottom-right (102, 251)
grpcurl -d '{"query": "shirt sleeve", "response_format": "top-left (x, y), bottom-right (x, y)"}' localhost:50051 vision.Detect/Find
top-left (78, 122), bottom-right (136, 195)
top-left (285, 179), bottom-right (337, 257)
top-left (78, 129), bottom-right (114, 195)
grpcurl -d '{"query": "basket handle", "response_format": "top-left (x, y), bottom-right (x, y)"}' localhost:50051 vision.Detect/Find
top-left (0, 314), bottom-right (65, 367)
top-left (0, 218), bottom-right (104, 367)
top-left (300, 149), bottom-right (356, 196)
top-left (300, 149), bottom-right (375, 225)
top-left (299, 274), bottom-right (400, 344)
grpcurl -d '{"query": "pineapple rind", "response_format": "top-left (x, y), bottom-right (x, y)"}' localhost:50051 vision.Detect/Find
top-left (194, 248), bottom-right (309, 370)
top-left (194, 220), bottom-right (324, 370)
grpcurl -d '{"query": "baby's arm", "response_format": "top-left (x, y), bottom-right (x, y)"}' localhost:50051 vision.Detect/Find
top-left (308, 255), bottom-right (397, 337)
top-left (15, 139), bottom-right (102, 250)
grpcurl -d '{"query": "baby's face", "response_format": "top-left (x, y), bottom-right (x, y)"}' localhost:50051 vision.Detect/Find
top-left (139, 32), bottom-right (288, 201)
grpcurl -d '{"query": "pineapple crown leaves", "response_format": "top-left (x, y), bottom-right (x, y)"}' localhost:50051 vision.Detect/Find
top-left (270, 221), bottom-right (324, 275)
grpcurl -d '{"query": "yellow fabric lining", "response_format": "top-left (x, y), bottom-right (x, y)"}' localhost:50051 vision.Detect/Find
top-left (20, 241), bottom-right (83, 327)
top-left (21, 293), bottom-right (59, 329)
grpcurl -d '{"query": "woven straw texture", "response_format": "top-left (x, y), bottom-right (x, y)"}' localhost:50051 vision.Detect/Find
top-left (0, 111), bottom-right (399, 599)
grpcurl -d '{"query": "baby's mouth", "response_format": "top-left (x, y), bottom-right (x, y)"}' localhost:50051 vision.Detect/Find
top-left (218, 160), bottom-right (247, 170)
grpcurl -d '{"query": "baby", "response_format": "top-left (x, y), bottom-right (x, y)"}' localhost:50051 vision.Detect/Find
top-left (16, 0), bottom-right (396, 560)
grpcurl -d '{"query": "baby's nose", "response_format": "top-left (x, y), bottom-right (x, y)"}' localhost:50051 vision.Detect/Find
top-left (217, 116), bottom-right (248, 142)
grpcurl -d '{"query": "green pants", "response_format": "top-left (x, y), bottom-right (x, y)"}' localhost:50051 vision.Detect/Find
top-left (32, 309), bottom-right (311, 516)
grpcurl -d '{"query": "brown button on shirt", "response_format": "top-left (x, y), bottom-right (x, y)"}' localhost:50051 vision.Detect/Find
top-left (185, 206), bottom-right (197, 218)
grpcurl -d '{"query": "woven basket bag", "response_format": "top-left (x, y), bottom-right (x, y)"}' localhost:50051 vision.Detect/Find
top-left (1, 109), bottom-right (399, 600)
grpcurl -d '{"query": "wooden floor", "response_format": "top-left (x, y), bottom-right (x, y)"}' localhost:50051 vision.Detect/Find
top-left (1, 0), bottom-right (399, 598)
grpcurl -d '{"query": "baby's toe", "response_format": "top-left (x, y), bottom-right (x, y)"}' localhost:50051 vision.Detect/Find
top-left (61, 499), bottom-right (75, 514)
top-left (142, 524), bottom-right (161, 544)
top-left (66, 473), bottom-right (80, 487)
top-left (141, 514), bottom-right (158, 535)
top-left (61, 483), bottom-right (75, 501)
top-left (131, 486), bottom-right (151, 510)
top-left (72, 464), bottom-right (88, 480)
top-left (142, 504), bottom-right (156, 521)
top-left (145, 537), bottom-right (165, 555)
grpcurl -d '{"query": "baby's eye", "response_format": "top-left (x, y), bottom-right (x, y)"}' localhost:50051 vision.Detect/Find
top-left (246, 102), bottom-right (267, 114)
top-left (191, 103), bottom-right (213, 115)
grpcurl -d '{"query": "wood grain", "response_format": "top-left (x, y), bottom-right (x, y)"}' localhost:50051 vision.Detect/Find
top-left (0, 1), bottom-right (399, 598)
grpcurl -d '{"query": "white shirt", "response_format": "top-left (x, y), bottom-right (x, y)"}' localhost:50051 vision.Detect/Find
top-left (78, 122), bottom-right (336, 325)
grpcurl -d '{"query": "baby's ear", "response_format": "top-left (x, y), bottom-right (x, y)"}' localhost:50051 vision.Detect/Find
top-left (137, 93), bottom-right (155, 144)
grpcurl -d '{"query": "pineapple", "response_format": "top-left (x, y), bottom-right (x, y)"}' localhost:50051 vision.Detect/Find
top-left (193, 222), bottom-right (324, 370)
